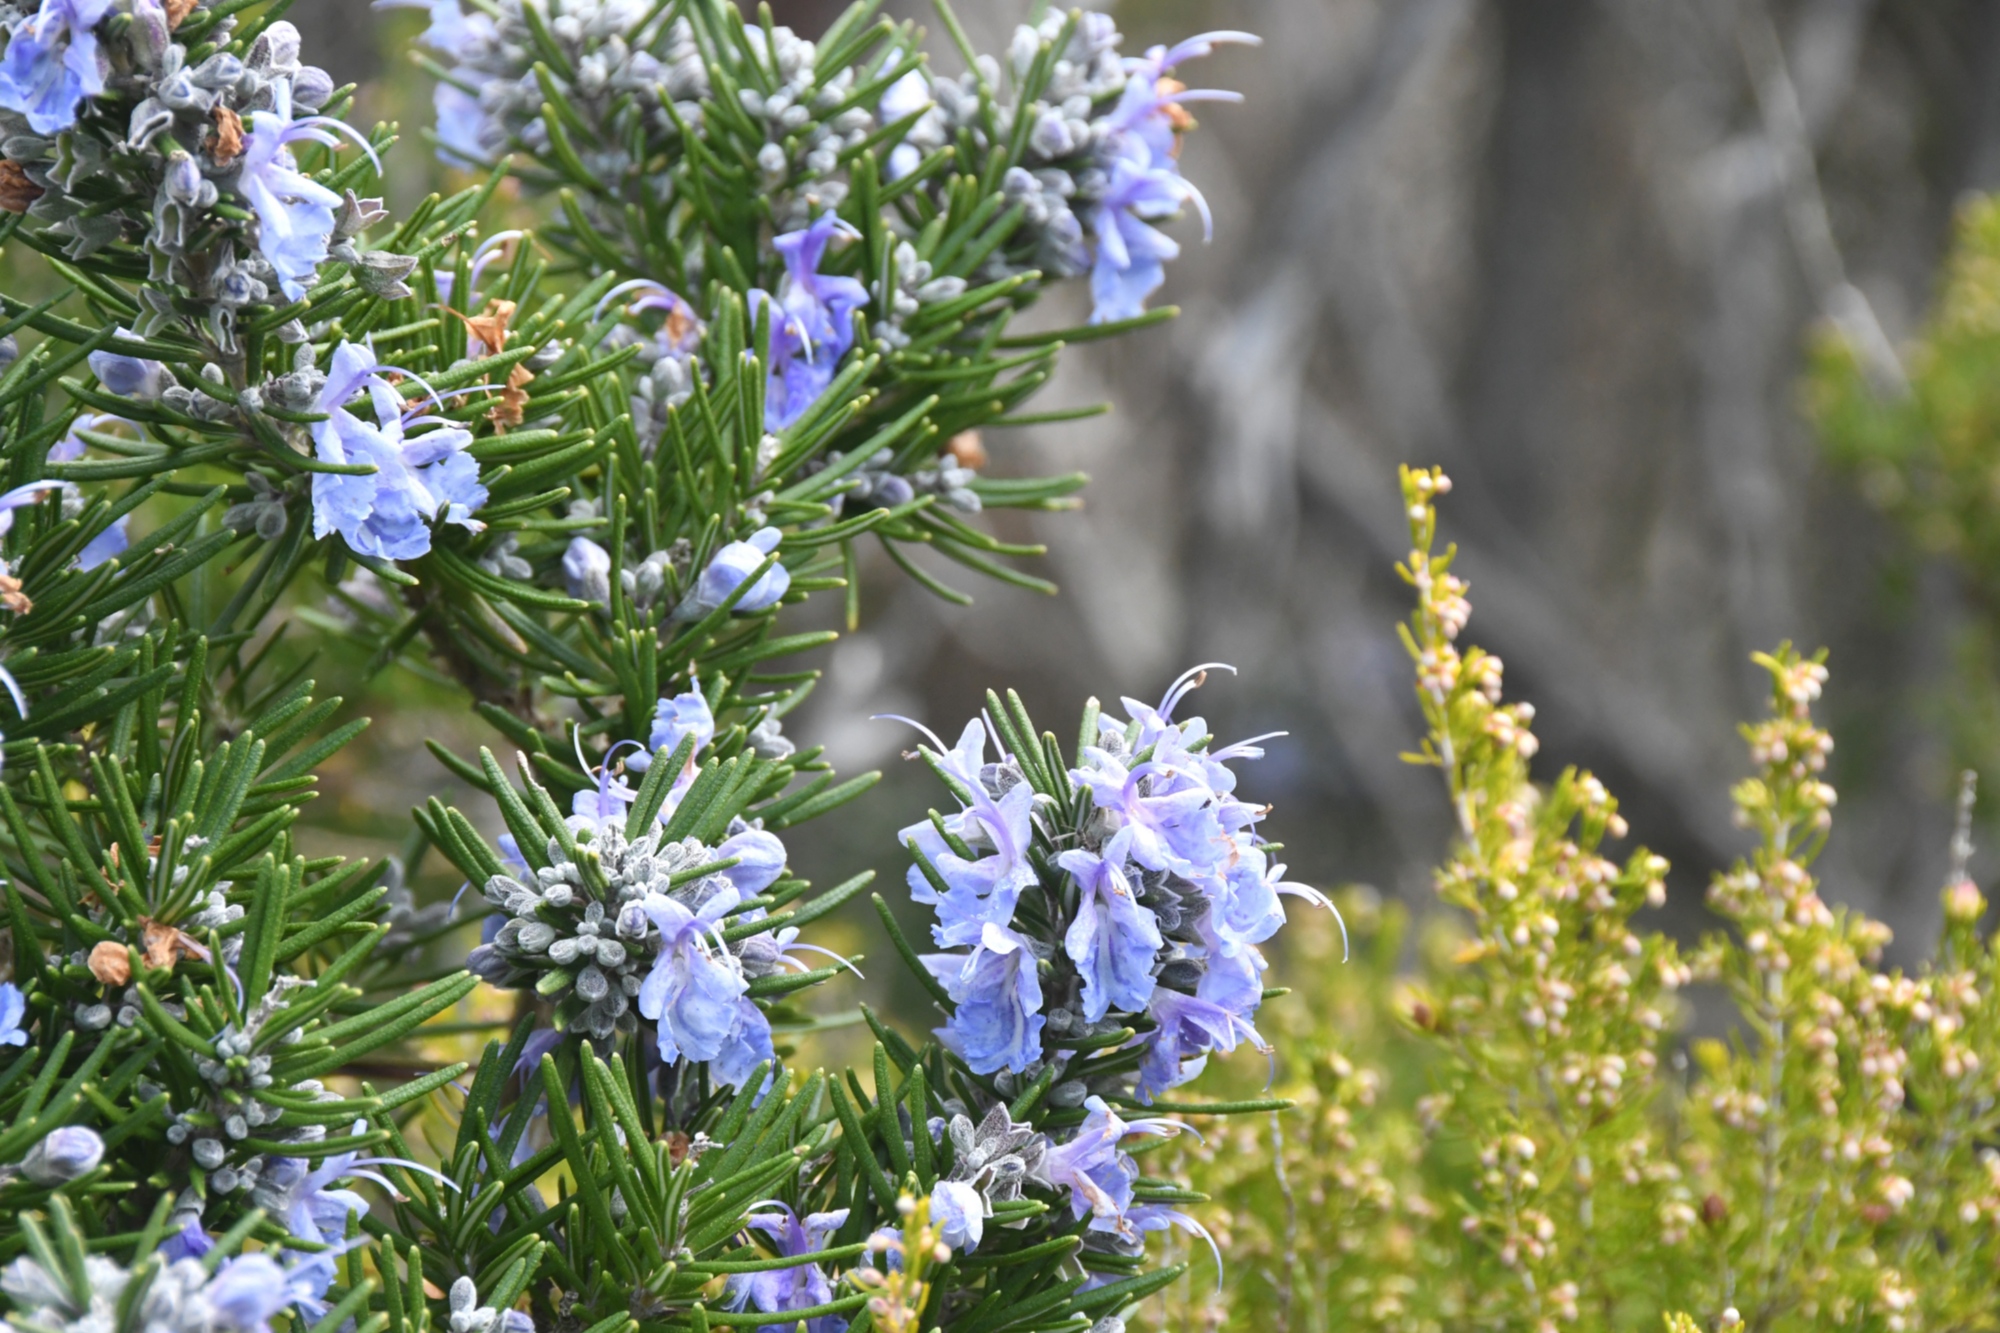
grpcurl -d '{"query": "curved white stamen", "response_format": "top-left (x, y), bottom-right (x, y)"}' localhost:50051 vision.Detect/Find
top-left (402, 384), bottom-right (511, 418)
top-left (1158, 662), bottom-right (1236, 720)
top-left (593, 278), bottom-right (677, 323)
top-left (367, 365), bottom-right (448, 415)
top-left (289, 115), bottom-right (385, 176)
top-left (1154, 30), bottom-right (1262, 72)
top-left (349, 1154), bottom-right (463, 1191)
top-left (1178, 174), bottom-right (1215, 243)
top-left (870, 713), bottom-right (951, 755)
top-left (0, 480), bottom-right (63, 511)
top-left (779, 941), bottom-right (864, 979)
top-left (1173, 1209), bottom-right (1225, 1290)
top-left (979, 708), bottom-right (1008, 760)
top-left (1124, 1114), bottom-right (1201, 1144)
top-left (1207, 730), bottom-right (1286, 763)
top-left (0, 665), bottom-right (26, 719)
top-left (467, 230), bottom-right (524, 297)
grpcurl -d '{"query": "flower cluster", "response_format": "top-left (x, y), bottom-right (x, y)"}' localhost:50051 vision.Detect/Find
top-left (385, 0), bottom-right (702, 172)
top-left (880, 675), bottom-right (1321, 1289)
top-left (883, 16), bottom-right (1256, 322)
top-left (0, 0), bottom-right (390, 343)
top-left (467, 692), bottom-right (819, 1086)
top-left (2, 1242), bottom-right (318, 1333)
top-left (902, 670), bottom-right (1327, 1098)
top-left (308, 342), bottom-right (486, 561)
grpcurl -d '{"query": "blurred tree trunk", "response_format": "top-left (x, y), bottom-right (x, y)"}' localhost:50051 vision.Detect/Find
top-left (289, 0), bottom-right (380, 87)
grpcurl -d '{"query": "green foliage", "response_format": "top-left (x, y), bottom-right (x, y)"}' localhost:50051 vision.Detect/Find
top-left (1153, 470), bottom-right (2000, 1332)
top-left (0, 0), bottom-right (1245, 1329)
top-left (1808, 192), bottom-right (2000, 789)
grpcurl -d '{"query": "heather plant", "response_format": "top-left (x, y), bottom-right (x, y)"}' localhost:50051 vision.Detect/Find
top-left (1152, 469), bottom-right (2000, 1332)
top-left (0, 1), bottom-right (1299, 1332)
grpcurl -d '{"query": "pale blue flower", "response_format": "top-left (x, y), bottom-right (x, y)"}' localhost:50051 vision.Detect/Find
top-left (711, 828), bottom-right (788, 897)
top-left (710, 997), bottom-right (775, 1091)
top-left (930, 1179), bottom-right (985, 1252)
top-left (562, 536), bottom-right (611, 604)
top-left (1083, 31), bottom-right (1257, 324)
top-left (21, 1125), bottom-right (103, 1184)
top-left (87, 335), bottom-right (168, 401)
top-left (309, 343), bottom-right (482, 561)
top-left (637, 887), bottom-right (750, 1065)
top-left (1038, 1096), bottom-right (1182, 1235)
top-left (160, 1218), bottom-right (213, 1262)
top-left (1071, 748), bottom-right (1225, 878)
top-left (673, 527), bottom-right (789, 620)
top-left (908, 780), bottom-right (1038, 948)
top-left (376, 0), bottom-right (493, 62)
top-left (1057, 848), bottom-right (1162, 1023)
top-left (0, 0), bottom-right (113, 134)
top-left (205, 1254), bottom-right (305, 1333)
top-left (433, 81), bottom-right (489, 164)
top-left (1085, 150), bottom-right (1192, 325)
top-left (50, 412), bottom-right (120, 462)
top-left (926, 921), bottom-right (1045, 1075)
top-left (627, 690), bottom-right (713, 773)
top-left (727, 1203), bottom-right (849, 1333)
top-left (0, 981), bottom-right (28, 1046)
top-left (75, 514), bottom-right (126, 571)
top-left (239, 82), bottom-right (375, 300)
top-left (1137, 986), bottom-right (1267, 1102)
top-left (752, 214), bottom-right (870, 429)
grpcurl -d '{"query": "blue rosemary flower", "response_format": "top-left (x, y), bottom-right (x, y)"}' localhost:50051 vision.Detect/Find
top-left (0, 980), bottom-right (26, 1046)
top-left (727, 1204), bottom-right (849, 1333)
top-left (752, 213), bottom-right (869, 429)
top-left (926, 921), bottom-right (1046, 1076)
top-left (309, 344), bottom-right (482, 561)
top-left (87, 337), bottom-right (169, 401)
top-left (74, 515), bottom-right (126, 571)
top-left (19, 1125), bottom-right (103, 1184)
top-left (1057, 848), bottom-right (1162, 1022)
top-left (626, 689), bottom-right (713, 773)
top-left (1036, 1097), bottom-right (1182, 1237)
top-left (636, 888), bottom-right (752, 1065)
top-left (0, 0), bottom-right (113, 134)
top-left (896, 666), bottom-right (1330, 1101)
top-left (673, 527), bottom-right (789, 620)
top-left (239, 82), bottom-right (374, 300)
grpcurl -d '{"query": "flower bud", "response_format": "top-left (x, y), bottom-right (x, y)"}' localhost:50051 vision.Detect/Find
top-left (164, 150), bottom-right (205, 205)
top-left (128, 0), bottom-right (173, 67)
top-left (1944, 876), bottom-right (1985, 924)
top-left (22, 1126), bottom-right (104, 1184)
top-left (248, 21), bottom-right (301, 74)
top-left (292, 66), bottom-right (335, 111)
top-left (87, 337), bottom-right (170, 401)
top-left (190, 53), bottom-right (245, 90)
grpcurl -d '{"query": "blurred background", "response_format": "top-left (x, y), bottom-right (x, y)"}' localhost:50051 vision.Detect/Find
top-left (295, 0), bottom-right (2000, 1032)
